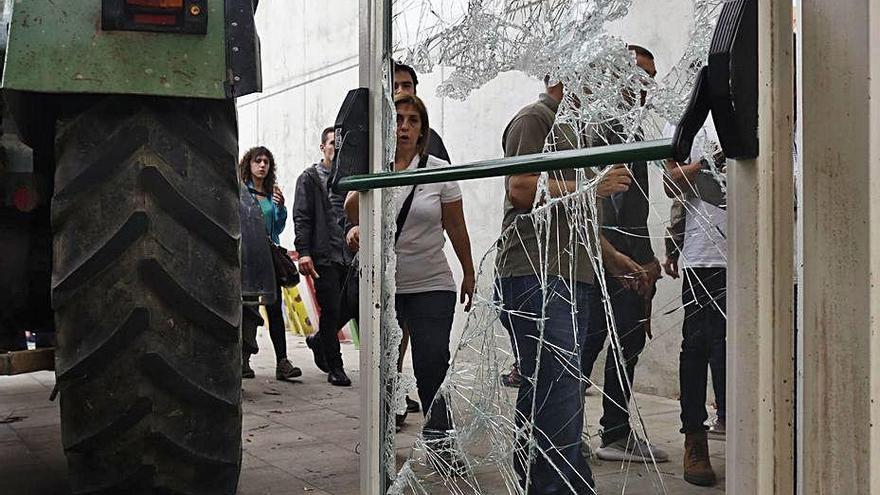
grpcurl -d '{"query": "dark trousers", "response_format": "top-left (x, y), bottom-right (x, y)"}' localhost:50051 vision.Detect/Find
top-left (339, 262), bottom-right (359, 328)
top-left (264, 283), bottom-right (288, 362)
top-left (241, 284), bottom-right (288, 362)
top-left (497, 275), bottom-right (594, 495)
top-left (581, 275), bottom-right (647, 446)
top-left (312, 263), bottom-right (346, 370)
top-left (395, 291), bottom-right (455, 436)
top-left (242, 305), bottom-right (262, 356)
top-left (679, 267), bottom-right (727, 433)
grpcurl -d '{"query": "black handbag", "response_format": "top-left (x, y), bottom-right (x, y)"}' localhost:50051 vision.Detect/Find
top-left (270, 243), bottom-right (300, 287)
top-left (247, 186), bottom-right (301, 288)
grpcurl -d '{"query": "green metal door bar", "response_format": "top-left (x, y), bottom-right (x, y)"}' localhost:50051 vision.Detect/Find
top-left (336, 138), bottom-right (673, 192)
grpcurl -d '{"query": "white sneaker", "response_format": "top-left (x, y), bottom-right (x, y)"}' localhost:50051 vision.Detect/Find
top-left (596, 435), bottom-right (669, 463)
top-left (707, 417), bottom-right (726, 440)
top-left (580, 437), bottom-right (594, 459)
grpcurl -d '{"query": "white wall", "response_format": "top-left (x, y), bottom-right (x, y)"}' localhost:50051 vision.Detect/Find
top-left (237, 0), bottom-right (360, 252)
top-left (238, 0), bottom-right (703, 399)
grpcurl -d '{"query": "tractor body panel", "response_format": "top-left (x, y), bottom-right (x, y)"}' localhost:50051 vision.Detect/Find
top-left (2, 0), bottom-right (233, 98)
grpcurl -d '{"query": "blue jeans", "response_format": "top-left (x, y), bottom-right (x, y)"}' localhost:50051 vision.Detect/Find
top-left (497, 275), bottom-right (595, 494)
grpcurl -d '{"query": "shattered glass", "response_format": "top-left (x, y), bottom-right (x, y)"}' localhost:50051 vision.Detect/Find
top-left (379, 0), bottom-right (728, 492)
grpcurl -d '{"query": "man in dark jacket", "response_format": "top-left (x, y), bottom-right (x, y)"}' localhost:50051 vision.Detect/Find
top-left (392, 62), bottom-right (451, 163)
top-left (294, 127), bottom-right (351, 386)
top-left (323, 127), bottom-right (359, 336)
top-left (580, 45), bottom-right (668, 462)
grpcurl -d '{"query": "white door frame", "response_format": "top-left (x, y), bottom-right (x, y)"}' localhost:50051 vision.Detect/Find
top-left (726, 1), bottom-right (795, 493)
top-left (356, 0), bottom-right (800, 492)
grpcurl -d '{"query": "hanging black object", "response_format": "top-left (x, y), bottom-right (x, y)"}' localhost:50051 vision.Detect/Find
top-left (331, 88), bottom-right (370, 193)
top-left (239, 184), bottom-right (277, 305)
top-left (673, 0), bottom-right (757, 162)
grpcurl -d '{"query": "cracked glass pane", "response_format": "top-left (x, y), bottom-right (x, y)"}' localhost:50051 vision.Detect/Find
top-left (381, 1), bottom-right (727, 492)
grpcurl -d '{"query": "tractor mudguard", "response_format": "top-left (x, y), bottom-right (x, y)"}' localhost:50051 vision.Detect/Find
top-left (1, 0), bottom-right (260, 99)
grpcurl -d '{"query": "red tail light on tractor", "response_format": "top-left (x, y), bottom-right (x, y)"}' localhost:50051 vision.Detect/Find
top-left (102, 0), bottom-right (207, 34)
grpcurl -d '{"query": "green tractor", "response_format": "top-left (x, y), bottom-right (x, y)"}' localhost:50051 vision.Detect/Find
top-left (0, 1), bottom-right (265, 492)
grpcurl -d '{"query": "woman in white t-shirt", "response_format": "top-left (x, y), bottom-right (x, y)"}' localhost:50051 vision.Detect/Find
top-left (345, 93), bottom-right (475, 441)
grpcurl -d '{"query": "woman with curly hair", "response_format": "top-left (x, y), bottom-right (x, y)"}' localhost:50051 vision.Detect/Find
top-left (239, 146), bottom-right (301, 381)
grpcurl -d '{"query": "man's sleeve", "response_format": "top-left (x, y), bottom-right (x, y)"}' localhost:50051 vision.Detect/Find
top-left (292, 173), bottom-right (313, 257)
top-left (504, 115), bottom-right (548, 158)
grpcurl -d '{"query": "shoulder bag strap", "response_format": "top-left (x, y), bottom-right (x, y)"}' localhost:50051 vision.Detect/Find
top-left (394, 154), bottom-right (429, 244)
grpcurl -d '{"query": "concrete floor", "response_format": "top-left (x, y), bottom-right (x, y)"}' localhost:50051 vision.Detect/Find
top-left (1, 330), bottom-right (725, 494)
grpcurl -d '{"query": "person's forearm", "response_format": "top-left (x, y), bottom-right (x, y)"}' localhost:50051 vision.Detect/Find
top-left (600, 235), bottom-right (620, 265)
top-left (664, 161), bottom-right (701, 194)
top-left (548, 178), bottom-right (580, 198)
top-left (629, 229), bottom-right (655, 264)
top-left (344, 191), bottom-right (360, 225)
top-left (509, 174), bottom-right (579, 209)
top-left (447, 223), bottom-right (475, 277)
top-left (441, 201), bottom-right (475, 277)
top-left (530, 175), bottom-right (580, 199)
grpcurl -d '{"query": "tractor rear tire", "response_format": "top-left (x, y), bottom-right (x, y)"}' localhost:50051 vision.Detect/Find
top-left (51, 95), bottom-right (243, 494)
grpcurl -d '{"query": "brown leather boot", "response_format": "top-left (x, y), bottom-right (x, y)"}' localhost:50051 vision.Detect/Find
top-left (683, 431), bottom-right (716, 486)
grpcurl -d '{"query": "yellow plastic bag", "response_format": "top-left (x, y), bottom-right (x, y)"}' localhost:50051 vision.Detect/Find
top-left (282, 285), bottom-right (315, 336)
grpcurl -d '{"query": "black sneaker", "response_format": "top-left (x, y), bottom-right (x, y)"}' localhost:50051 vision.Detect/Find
top-left (276, 358), bottom-right (302, 381)
top-left (242, 354), bottom-right (255, 379)
top-left (306, 335), bottom-right (329, 373)
top-left (328, 368), bottom-right (351, 386)
top-left (406, 396), bottom-right (421, 413)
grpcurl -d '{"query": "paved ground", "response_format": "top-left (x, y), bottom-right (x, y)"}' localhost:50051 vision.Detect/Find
top-left (1, 330), bottom-right (725, 494)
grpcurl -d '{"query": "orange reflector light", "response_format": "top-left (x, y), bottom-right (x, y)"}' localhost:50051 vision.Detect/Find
top-left (103, 0), bottom-right (206, 34)
top-left (127, 0), bottom-right (184, 7)
top-left (132, 13), bottom-right (178, 25)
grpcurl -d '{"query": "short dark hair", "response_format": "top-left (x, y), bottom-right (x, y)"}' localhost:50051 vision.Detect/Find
top-left (627, 44), bottom-right (655, 60)
top-left (393, 61), bottom-right (419, 88)
top-left (321, 126), bottom-right (334, 145)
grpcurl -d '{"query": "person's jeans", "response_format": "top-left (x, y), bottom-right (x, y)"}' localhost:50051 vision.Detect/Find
top-left (497, 275), bottom-right (595, 495)
top-left (312, 263), bottom-right (346, 370)
top-left (581, 275), bottom-right (646, 446)
top-left (679, 268), bottom-right (727, 433)
top-left (395, 291), bottom-right (455, 437)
